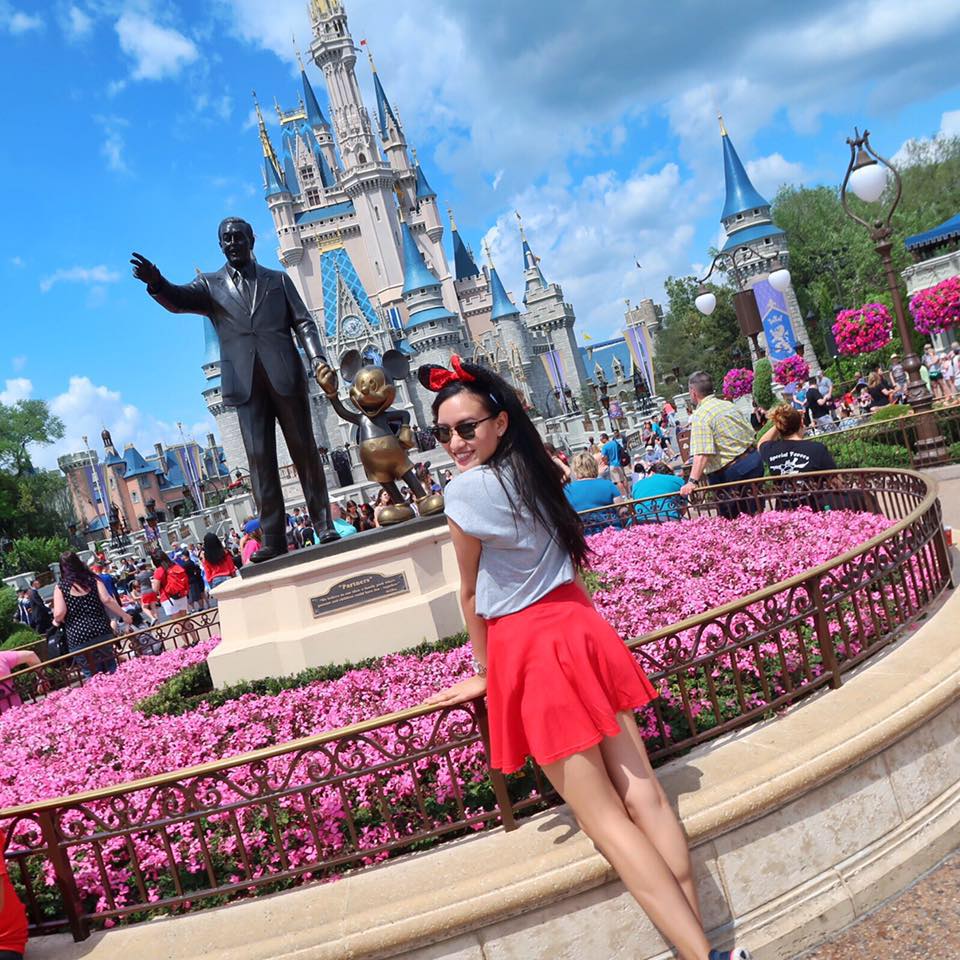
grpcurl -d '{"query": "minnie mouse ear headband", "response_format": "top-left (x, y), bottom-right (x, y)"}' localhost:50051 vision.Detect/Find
top-left (417, 354), bottom-right (476, 392)
top-left (417, 355), bottom-right (502, 410)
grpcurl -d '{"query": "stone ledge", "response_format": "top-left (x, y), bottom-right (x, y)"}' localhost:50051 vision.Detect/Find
top-left (30, 586), bottom-right (960, 960)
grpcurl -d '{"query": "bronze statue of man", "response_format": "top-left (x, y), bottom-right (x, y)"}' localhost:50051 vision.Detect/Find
top-left (131, 217), bottom-right (338, 561)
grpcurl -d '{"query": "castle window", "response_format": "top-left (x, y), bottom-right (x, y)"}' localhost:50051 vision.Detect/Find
top-left (374, 205), bottom-right (380, 221)
top-left (131, 491), bottom-right (139, 503)
top-left (358, 153), bottom-right (367, 164)
top-left (306, 188), bottom-right (322, 207)
top-left (736, 213), bottom-right (744, 221)
top-left (375, 261), bottom-right (381, 275)
top-left (300, 167), bottom-right (315, 183)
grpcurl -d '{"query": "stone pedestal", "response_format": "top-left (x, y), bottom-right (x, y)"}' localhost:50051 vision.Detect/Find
top-left (207, 515), bottom-right (463, 687)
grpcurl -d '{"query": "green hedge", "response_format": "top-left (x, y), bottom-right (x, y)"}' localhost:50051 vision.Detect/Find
top-left (752, 358), bottom-right (775, 409)
top-left (820, 435), bottom-right (912, 469)
top-left (138, 631), bottom-right (470, 718)
top-left (869, 404), bottom-right (911, 423)
top-left (0, 628), bottom-right (41, 652)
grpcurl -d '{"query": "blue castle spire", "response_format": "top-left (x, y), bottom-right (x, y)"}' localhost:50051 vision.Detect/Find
top-left (400, 221), bottom-right (441, 295)
top-left (264, 156), bottom-right (287, 197)
top-left (518, 213), bottom-right (547, 290)
top-left (414, 161), bottom-right (436, 200)
top-left (448, 208), bottom-right (480, 280)
top-left (488, 262), bottom-right (520, 322)
top-left (719, 116), bottom-right (769, 221)
top-left (301, 68), bottom-right (328, 129)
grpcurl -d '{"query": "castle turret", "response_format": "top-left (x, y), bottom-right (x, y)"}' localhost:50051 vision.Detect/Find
top-left (716, 116), bottom-right (817, 370)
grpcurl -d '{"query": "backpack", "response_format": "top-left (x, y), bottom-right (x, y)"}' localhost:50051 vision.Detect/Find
top-left (618, 443), bottom-right (630, 468)
top-left (163, 563), bottom-right (189, 599)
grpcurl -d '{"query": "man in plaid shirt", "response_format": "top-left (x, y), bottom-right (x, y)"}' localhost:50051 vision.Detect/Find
top-left (680, 371), bottom-right (762, 515)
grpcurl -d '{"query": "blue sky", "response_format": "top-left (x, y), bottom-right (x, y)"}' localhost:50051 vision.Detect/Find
top-left (1, 0), bottom-right (959, 468)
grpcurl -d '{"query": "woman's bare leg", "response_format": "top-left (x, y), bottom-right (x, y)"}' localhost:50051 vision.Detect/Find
top-left (600, 711), bottom-right (703, 923)
top-left (541, 746), bottom-right (711, 960)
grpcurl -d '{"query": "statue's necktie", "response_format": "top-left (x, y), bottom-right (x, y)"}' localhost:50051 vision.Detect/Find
top-left (234, 270), bottom-right (252, 311)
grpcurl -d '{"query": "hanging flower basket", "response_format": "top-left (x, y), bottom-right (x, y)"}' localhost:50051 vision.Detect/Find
top-left (722, 367), bottom-right (754, 400)
top-left (832, 303), bottom-right (893, 356)
top-left (773, 354), bottom-right (810, 387)
top-left (909, 276), bottom-right (960, 335)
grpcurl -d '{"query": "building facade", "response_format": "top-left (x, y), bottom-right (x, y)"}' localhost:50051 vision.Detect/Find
top-left (201, 0), bottom-right (591, 470)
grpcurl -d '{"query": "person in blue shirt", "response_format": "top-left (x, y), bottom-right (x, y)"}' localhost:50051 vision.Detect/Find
top-left (630, 462), bottom-right (685, 522)
top-left (599, 432), bottom-right (627, 494)
top-left (330, 501), bottom-right (358, 538)
top-left (565, 452), bottom-right (624, 533)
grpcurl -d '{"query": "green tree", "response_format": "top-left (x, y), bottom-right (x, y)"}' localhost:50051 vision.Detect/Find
top-left (0, 400), bottom-right (64, 477)
top-left (752, 358), bottom-right (775, 409)
top-left (770, 136), bottom-right (960, 366)
top-left (654, 276), bottom-right (746, 394)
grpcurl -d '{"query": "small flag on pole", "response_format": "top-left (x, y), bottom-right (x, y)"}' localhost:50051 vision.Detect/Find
top-left (360, 38), bottom-right (367, 45)
top-left (582, 332), bottom-right (593, 341)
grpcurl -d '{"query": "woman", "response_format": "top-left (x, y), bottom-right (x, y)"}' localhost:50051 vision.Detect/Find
top-left (357, 503), bottom-right (376, 532)
top-left (923, 345), bottom-right (947, 401)
top-left (563, 452), bottom-right (624, 524)
top-left (52, 552), bottom-right (132, 675)
top-left (543, 443), bottom-right (572, 483)
top-left (344, 500), bottom-right (362, 531)
top-left (0, 826), bottom-right (28, 960)
top-left (865, 371), bottom-right (893, 410)
top-left (202, 532), bottom-right (237, 590)
top-left (758, 404), bottom-right (837, 475)
top-left (240, 521), bottom-right (262, 564)
top-left (420, 356), bottom-right (749, 960)
top-left (373, 488), bottom-right (394, 527)
top-left (149, 549), bottom-right (190, 619)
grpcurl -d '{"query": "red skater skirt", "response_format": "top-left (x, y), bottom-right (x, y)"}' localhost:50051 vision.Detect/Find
top-left (484, 582), bottom-right (658, 774)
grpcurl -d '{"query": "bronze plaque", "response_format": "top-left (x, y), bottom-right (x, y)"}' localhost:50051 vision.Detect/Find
top-left (311, 572), bottom-right (409, 618)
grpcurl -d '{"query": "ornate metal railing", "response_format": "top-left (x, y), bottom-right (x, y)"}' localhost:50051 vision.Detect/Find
top-left (0, 610), bottom-right (220, 711)
top-left (0, 470), bottom-right (950, 941)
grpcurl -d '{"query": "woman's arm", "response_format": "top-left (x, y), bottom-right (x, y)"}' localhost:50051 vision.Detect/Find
top-left (52, 585), bottom-right (66, 626)
top-left (757, 424), bottom-right (779, 448)
top-left (422, 519), bottom-right (487, 706)
top-left (97, 580), bottom-right (133, 625)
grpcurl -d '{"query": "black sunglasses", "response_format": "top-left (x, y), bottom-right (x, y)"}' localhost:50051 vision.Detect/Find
top-left (431, 415), bottom-right (497, 443)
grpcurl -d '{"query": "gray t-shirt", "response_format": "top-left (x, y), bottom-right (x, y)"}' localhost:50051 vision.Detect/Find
top-left (443, 464), bottom-right (574, 618)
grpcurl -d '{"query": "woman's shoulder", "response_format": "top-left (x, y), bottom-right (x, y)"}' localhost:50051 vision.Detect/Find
top-left (444, 465), bottom-right (500, 499)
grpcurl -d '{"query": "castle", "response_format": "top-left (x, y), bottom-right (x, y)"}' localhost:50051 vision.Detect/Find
top-left (202, 0), bottom-right (593, 476)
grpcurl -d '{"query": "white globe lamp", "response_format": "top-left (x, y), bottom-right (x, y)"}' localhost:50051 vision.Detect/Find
top-left (695, 290), bottom-right (717, 316)
top-left (768, 268), bottom-right (791, 293)
top-left (849, 160), bottom-right (888, 203)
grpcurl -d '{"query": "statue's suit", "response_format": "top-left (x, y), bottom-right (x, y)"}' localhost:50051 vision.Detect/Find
top-left (149, 262), bottom-right (334, 549)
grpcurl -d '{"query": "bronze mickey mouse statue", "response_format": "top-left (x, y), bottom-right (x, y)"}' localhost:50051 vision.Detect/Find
top-left (315, 349), bottom-right (445, 525)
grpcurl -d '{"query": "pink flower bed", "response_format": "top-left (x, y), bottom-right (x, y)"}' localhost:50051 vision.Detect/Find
top-left (0, 509), bottom-right (896, 920)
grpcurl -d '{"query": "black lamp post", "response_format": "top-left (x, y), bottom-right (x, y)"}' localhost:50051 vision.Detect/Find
top-left (839, 128), bottom-right (948, 466)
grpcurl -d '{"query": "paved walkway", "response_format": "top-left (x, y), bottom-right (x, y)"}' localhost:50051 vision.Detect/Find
top-left (802, 852), bottom-right (959, 959)
top-left (798, 468), bottom-right (960, 959)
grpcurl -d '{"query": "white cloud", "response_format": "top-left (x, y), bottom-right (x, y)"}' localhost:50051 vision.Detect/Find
top-left (11, 356), bottom-right (26, 372)
top-left (10, 255), bottom-right (24, 268)
top-left (64, 5), bottom-right (92, 40)
top-left (93, 114), bottom-right (130, 173)
top-left (482, 162), bottom-right (703, 341)
top-left (106, 79), bottom-right (127, 97)
top-left (0, 378), bottom-right (33, 405)
top-left (33, 376), bottom-right (217, 471)
top-left (39, 265), bottom-right (121, 293)
top-left (941, 110), bottom-right (960, 138)
top-left (115, 12), bottom-right (198, 81)
top-left (4, 9), bottom-right (43, 34)
top-left (745, 154), bottom-right (809, 200)
top-left (892, 109), bottom-right (960, 166)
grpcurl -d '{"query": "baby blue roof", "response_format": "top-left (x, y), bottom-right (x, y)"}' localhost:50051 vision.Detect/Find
top-left (123, 446), bottom-right (159, 480)
top-left (451, 227), bottom-right (480, 280)
top-left (579, 337), bottom-right (634, 384)
top-left (489, 266), bottom-right (519, 321)
top-left (905, 213), bottom-right (960, 251)
top-left (373, 70), bottom-right (399, 141)
top-left (521, 237), bottom-right (547, 289)
top-left (720, 129), bottom-right (769, 222)
top-left (719, 221), bottom-right (784, 253)
top-left (314, 146), bottom-right (336, 188)
top-left (414, 163), bottom-right (436, 200)
top-left (295, 200), bottom-right (355, 224)
top-left (282, 150), bottom-right (301, 196)
top-left (401, 221), bottom-right (441, 295)
top-left (86, 515), bottom-right (111, 534)
top-left (264, 156), bottom-right (287, 197)
top-left (405, 304), bottom-right (456, 328)
top-left (301, 69), bottom-right (328, 129)
top-left (318, 246), bottom-right (380, 337)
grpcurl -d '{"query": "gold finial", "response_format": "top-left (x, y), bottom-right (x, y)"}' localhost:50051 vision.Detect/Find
top-left (393, 182), bottom-right (406, 221)
top-left (411, 146), bottom-right (418, 164)
top-left (293, 34), bottom-right (304, 71)
top-left (447, 205), bottom-right (458, 231)
top-left (483, 238), bottom-right (495, 268)
top-left (253, 90), bottom-right (281, 173)
top-left (363, 40), bottom-right (377, 72)
top-left (515, 209), bottom-right (527, 240)
top-left (718, 113), bottom-right (727, 137)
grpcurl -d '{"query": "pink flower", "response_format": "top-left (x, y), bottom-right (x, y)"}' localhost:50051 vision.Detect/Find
top-left (722, 367), bottom-right (754, 400)
top-left (832, 303), bottom-right (893, 356)
top-left (773, 354), bottom-right (810, 386)
top-left (909, 277), bottom-right (960, 335)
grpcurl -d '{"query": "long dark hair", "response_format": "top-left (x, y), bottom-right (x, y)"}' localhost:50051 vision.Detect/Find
top-left (149, 548), bottom-right (172, 570)
top-left (59, 551), bottom-right (99, 593)
top-left (423, 360), bottom-right (589, 569)
top-left (203, 532), bottom-right (226, 565)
